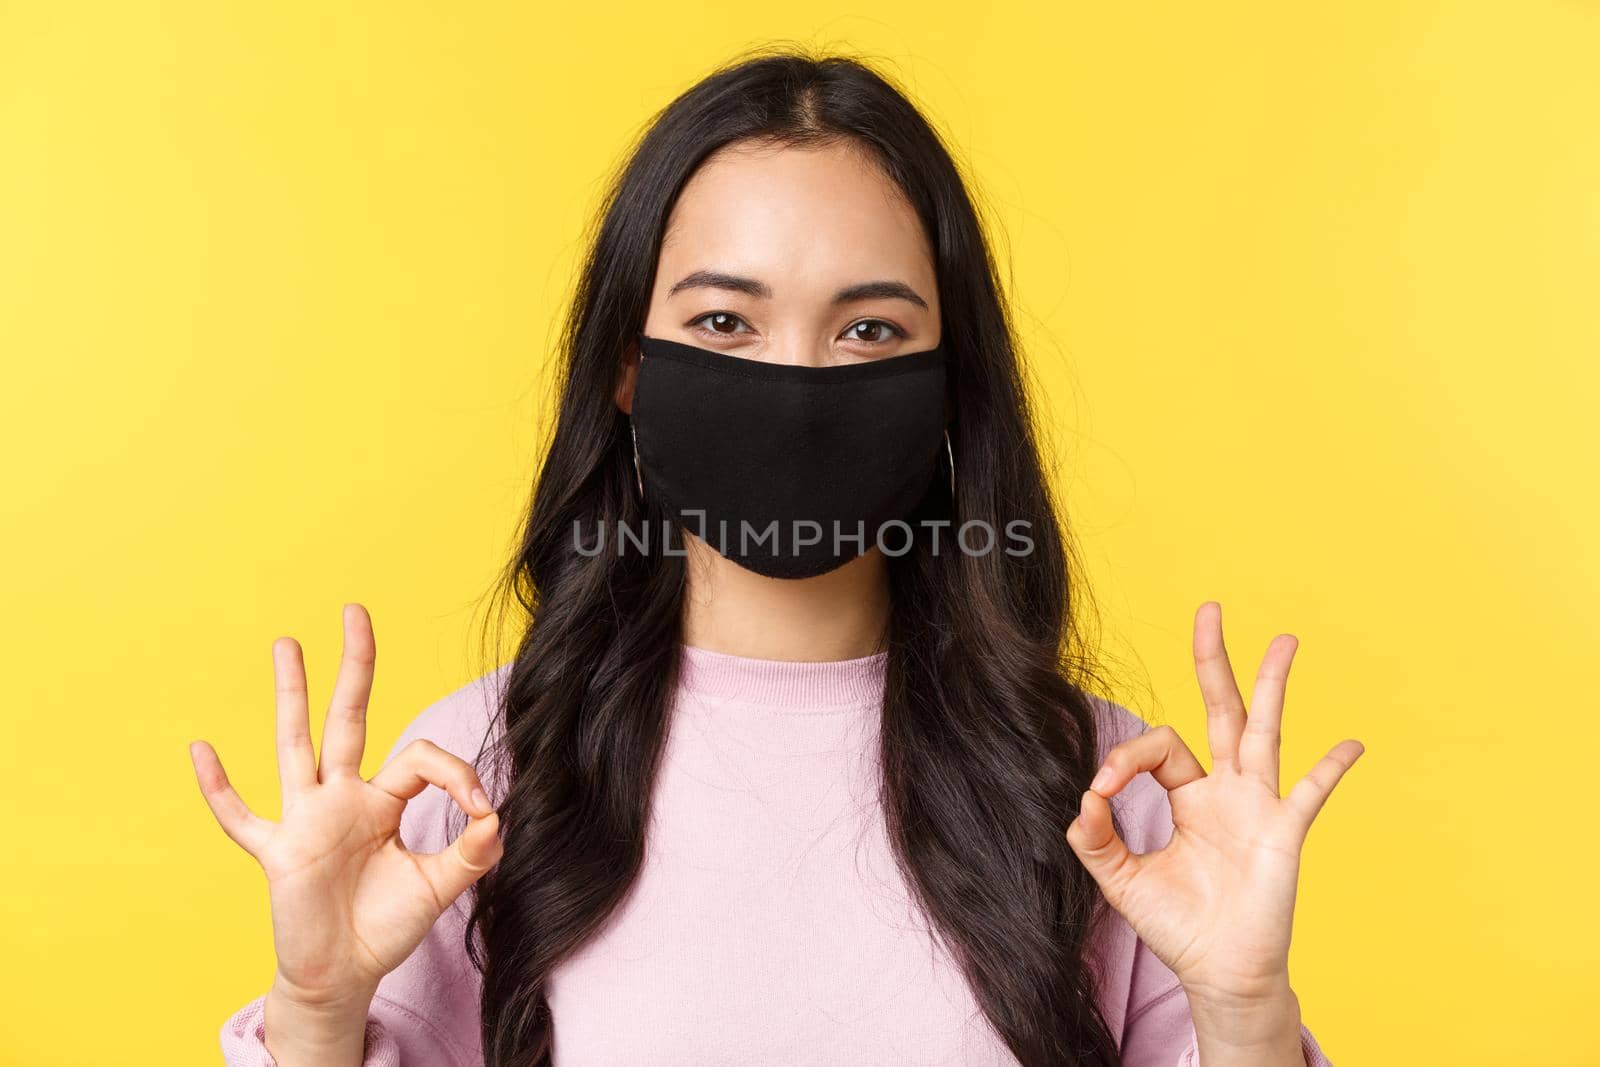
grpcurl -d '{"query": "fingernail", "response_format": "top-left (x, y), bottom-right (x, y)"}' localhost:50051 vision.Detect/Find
top-left (471, 788), bottom-right (492, 813)
top-left (1090, 766), bottom-right (1114, 792)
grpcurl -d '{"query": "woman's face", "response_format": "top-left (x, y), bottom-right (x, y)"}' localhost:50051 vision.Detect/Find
top-left (617, 138), bottom-right (941, 412)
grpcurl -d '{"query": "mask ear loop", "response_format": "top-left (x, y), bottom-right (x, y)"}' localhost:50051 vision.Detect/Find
top-left (630, 418), bottom-right (645, 501)
top-left (944, 428), bottom-right (956, 501)
top-left (629, 350), bottom-right (646, 501)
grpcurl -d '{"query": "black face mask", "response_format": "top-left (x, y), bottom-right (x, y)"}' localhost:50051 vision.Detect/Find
top-left (630, 331), bottom-right (949, 579)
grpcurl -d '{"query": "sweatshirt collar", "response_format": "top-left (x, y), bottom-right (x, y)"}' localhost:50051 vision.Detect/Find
top-left (676, 643), bottom-right (887, 709)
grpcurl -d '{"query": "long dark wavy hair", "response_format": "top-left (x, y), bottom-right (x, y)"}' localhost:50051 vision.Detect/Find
top-left (458, 45), bottom-right (1128, 1066)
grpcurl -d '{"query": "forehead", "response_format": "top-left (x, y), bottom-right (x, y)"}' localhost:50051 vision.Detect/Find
top-left (658, 139), bottom-right (935, 292)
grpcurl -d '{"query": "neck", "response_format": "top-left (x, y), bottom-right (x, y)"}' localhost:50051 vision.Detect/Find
top-left (680, 536), bottom-right (890, 662)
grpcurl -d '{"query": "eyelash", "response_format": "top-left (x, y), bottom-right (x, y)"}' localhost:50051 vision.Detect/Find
top-left (688, 313), bottom-right (906, 344)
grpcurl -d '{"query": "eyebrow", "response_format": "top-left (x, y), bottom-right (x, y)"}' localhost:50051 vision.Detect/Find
top-left (666, 270), bottom-right (929, 310)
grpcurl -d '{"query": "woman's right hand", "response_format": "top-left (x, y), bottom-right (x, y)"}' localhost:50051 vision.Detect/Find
top-left (189, 603), bottom-right (502, 1045)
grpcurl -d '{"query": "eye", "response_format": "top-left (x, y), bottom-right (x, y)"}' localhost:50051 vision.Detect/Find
top-left (689, 312), bottom-right (752, 337)
top-left (843, 319), bottom-right (905, 345)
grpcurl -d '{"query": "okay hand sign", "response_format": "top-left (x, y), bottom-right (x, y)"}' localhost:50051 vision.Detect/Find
top-left (1066, 601), bottom-right (1365, 1006)
top-left (188, 604), bottom-right (502, 1013)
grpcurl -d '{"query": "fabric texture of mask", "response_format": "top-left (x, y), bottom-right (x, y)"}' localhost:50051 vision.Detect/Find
top-left (630, 331), bottom-right (949, 579)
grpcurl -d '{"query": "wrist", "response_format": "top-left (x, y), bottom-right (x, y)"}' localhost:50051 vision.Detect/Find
top-left (1182, 965), bottom-right (1297, 1009)
top-left (263, 977), bottom-right (376, 1067)
top-left (268, 968), bottom-right (379, 1017)
top-left (1183, 975), bottom-right (1306, 1066)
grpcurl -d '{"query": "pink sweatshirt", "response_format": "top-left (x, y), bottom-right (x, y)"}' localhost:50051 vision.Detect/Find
top-left (220, 645), bottom-right (1334, 1065)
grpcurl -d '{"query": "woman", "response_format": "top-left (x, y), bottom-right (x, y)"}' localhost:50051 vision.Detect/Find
top-left (192, 49), bottom-right (1363, 1066)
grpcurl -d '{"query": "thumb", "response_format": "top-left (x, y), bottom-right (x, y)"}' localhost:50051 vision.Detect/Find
top-left (1065, 789), bottom-right (1138, 904)
top-left (418, 811), bottom-right (503, 908)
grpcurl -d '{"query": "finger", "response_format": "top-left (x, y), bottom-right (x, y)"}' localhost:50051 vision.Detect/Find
top-left (369, 738), bottom-right (496, 818)
top-left (274, 637), bottom-right (317, 795)
top-left (1194, 601), bottom-right (1248, 771)
top-left (319, 603), bottom-right (376, 779)
top-left (1087, 724), bottom-right (1208, 798)
top-left (189, 740), bottom-right (272, 857)
top-left (1066, 788), bottom-right (1141, 907)
top-left (1239, 633), bottom-right (1298, 790)
top-left (414, 811), bottom-right (503, 909)
top-left (1285, 739), bottom-right (1366, 829)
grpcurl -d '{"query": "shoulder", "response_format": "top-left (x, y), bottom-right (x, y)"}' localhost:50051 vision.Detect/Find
top-left (1081, 690), bottom-right (1149, 759)
top-left (1078, 691), bottom-right (1179, 854)
top-left (382, 662), bottom-right (514, 852)
top-left (384, 661), bottom-right (512, 767)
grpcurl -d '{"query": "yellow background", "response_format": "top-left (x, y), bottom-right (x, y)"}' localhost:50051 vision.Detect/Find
top-left (2, 3), bottom-right (1595, 1064)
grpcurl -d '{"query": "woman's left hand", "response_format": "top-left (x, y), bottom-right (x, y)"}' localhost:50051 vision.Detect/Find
top-left (1066, 601), bottom-right (1364, 1009)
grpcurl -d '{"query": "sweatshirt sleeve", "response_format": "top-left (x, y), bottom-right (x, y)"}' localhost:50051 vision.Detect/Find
top-left (217, 668), bottom-right (509, 1067)
top-left (219, 996), bottom-right (403, 1066)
